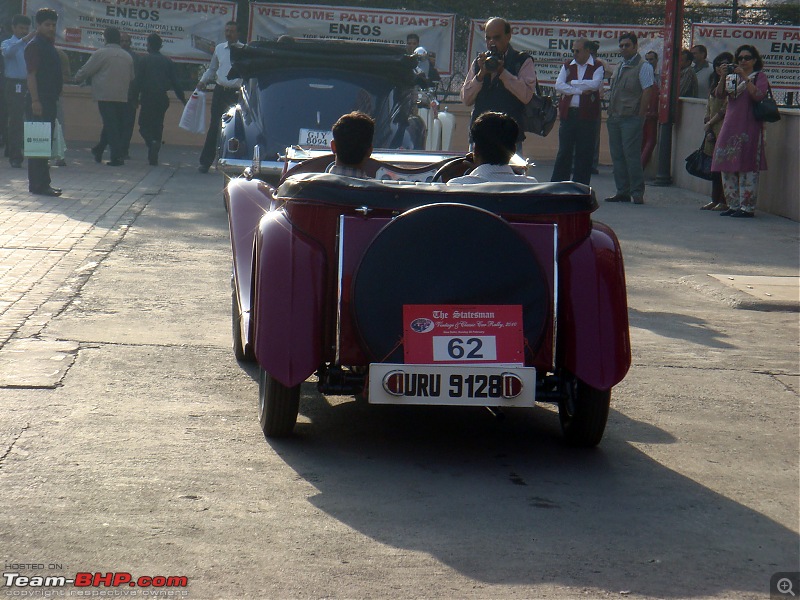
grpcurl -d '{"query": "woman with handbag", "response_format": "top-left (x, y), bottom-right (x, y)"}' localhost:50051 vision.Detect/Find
top-left (700, 52), bottom-right (733, 211)
top-left (711, 45), bottom-right (770, 218)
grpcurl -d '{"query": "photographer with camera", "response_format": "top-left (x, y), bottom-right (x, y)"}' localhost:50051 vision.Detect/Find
top-left (710, 45), bottom-right (771, 218)
top-left (461, 17), bottom-right (536, 153)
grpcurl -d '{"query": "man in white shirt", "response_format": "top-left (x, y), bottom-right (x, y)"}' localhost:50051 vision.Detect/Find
top-left (197, 21), bottom-right (243, 173)
top-left (550, 38), bottom-right (604, 185)
top-left (448, 112), bottom-right (538, 184)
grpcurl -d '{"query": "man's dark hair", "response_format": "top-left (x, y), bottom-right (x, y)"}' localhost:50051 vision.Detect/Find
top-left (471, 112), bottom-right (518, 165)
top-left (681, 49), bottom-right (694, 63)
top-left (104, 26), bottom-right (121, 44)
top-left (35, 8), bottom-right (58, 24)
top-left (12, 15), bottom-right (31, 27)
top-left (147, 33), bottom-right (163, 51)
top-left (332, 112), bottom-right (374, 166)
top-left (226, 20), bottom-right (239, 30)
top-left (619, 31), bottom-right (638, 46)
top-left (692, 44), bottom-right (708, 58)
top-left (645, 50), bottom-right (658, 60)
top-left (406, 33), bottom-right (419, 43)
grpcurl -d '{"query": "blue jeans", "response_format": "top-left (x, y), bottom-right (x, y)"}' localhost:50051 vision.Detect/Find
top-left (607, 114), bottom-right (645, 199)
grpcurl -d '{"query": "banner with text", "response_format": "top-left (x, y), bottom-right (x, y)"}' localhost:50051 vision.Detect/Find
top-left (249, 3), bottom-right (456, 75)
top-left (691, 23), bottom-right (800, 92)
top-left (22, 0), bottom-right (237, 63)
top-left (467, 20), bottom-right (663, 87)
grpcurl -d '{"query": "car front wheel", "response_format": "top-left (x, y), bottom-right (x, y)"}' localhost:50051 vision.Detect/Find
top-left (558, 375), bottom-right (611, 447)
top-left (258, 368), bottom-right (300, 437)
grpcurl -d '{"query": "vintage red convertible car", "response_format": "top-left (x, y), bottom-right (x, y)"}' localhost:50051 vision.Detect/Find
top-left (226, 151), bottom-right (631, 447)
top-left (221, 40), bottom-right (630, 446)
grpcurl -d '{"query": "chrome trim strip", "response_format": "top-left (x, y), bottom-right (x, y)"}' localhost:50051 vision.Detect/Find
top-left (335, 215), bottom-right (346, 365)
top-left (552, 224), bottom-right (558, 372)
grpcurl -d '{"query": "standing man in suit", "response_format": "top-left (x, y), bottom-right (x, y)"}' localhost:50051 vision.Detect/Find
top-left (24, 8), bottom-right (62, 196)
top-left (135, 33), bottom-right (186, 166)
top-left (196, 21), bottom-right (242, 173)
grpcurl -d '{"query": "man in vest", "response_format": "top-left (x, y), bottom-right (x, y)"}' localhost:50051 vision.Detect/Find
top-left (551, 38), bottom-right (604, 185)
top-left (605, 32), bottom-right (655, 205)
top-left (461, 17), bottom-right (536, 154)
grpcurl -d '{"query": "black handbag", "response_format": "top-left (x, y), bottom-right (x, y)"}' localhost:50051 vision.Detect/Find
top-left (753, 74), bottom-right (781, 123)
top-left (685, 139), bottom-right (714, 181)
top-left (523, 85), bottom-right (558, 137)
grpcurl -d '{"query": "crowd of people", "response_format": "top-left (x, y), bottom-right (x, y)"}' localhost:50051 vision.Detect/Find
top-left (457, 18), bottom-right (771, 216)
top-left (0, 8), bottom-right (187, 196)
top-left (1, 11), bottom-right (774, 215)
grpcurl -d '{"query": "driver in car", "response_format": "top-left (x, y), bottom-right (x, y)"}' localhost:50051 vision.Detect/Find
top-left (447, 112), bottom-right (538, 184)
top-left (326, 111), bottom-right (374, 179)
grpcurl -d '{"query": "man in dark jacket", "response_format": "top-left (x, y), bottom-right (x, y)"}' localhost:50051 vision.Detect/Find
top-left (460, 17), bottom-right (536, 153)
top-left (134, 33), bottom-right (186, 165)
top-left (24, 8), bottom-right (62, 196)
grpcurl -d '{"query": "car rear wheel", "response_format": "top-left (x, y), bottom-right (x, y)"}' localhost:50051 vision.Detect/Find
top-left (258, 368), bottom-right (300, 437)
top-left (558, 375), bottom-right (611, 447)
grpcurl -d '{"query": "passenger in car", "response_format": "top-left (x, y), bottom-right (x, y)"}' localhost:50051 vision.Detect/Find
top-left (447, 112), bottom-right (538, 184)
top-left (326, 111), bottom-right (374, 179)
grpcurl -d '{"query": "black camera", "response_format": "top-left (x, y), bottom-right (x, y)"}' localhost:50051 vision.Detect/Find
top-left (484, 49), bottom-right (503, 73)
top-left (725, 64), bottom-right (736, 74)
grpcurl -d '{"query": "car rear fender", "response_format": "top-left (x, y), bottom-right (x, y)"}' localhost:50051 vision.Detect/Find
top-left (252, 210), bottom-right (326, 388)
top-left (227, 178), bottom-right (274, 345)
top-left (559, 223), bottom-right (631, 390)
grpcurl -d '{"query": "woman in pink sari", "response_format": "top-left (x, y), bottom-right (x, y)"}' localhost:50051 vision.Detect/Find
top-left (711, 44), bottom-right (770, 218)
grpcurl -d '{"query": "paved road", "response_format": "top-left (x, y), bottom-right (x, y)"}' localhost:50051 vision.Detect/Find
top-left (1, 145), bottom-right (798, 599)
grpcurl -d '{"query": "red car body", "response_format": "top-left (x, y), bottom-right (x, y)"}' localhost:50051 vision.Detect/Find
top-left (226, 154), bottom-right (631, 446)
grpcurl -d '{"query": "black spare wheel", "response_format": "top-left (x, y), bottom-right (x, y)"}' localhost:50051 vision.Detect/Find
top-left (352, 203), bottom-right (550, 363)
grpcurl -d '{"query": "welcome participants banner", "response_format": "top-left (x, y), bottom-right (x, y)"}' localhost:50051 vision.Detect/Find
top-left (22, 0), bottom-right (237, 63)
top-left (249, 3), bottom-right (456, 75)
top-left (691, 23), bottom-right (800, 93)
top-left (467, 20), bottom-right (663, 87)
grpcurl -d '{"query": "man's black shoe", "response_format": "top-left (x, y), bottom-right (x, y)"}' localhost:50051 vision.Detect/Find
top-left (10, 159), bottom-right (22, 168)
top-left (198, 165), bottom-right (210, 173)
top-left (30, 186), bottom-right (62, 197)
top-left (604, 194), bottom-right (631, 203)
top-left (91, 147), bottom-right (103, 163)
top-left (106, 160), bottom-right (124, 166)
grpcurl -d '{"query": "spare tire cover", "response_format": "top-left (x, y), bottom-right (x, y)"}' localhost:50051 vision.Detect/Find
top-left (352, 203), bottom-right (549, 363)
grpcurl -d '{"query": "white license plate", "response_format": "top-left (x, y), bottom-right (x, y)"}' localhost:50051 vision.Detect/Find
top-left (299, 128), bottom-right (332, 147)
top-left (368, 363), bottom-right (536, 407)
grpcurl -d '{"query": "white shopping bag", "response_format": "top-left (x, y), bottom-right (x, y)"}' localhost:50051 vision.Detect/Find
top-left (179, 90), bottom-right (207, 134)
top-left (24, 121), bottom-right (53, 158)
top-left (52, 119), bottom-right (66, 160)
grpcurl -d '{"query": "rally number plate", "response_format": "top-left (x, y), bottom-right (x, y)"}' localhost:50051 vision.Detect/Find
top-left (368, 363), bottom-right (536, 407)
top-left (299, 128), bottom-right (332, 147)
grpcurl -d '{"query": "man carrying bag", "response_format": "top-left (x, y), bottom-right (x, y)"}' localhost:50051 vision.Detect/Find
top-left (25, 8), bottom-right (63, 197)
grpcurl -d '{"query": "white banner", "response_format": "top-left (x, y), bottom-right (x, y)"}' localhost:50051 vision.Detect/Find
top-left (467, 20), bottom-right (664, 87)
top-left (22, 0), bottom-right (237, 63)
top-left (691, 23), bottom-right (800, 93)
top-left (249, 3), bottom-right (456, 75)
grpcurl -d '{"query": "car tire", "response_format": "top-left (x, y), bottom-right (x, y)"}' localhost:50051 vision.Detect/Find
top-left (258, 367), bottom-right (300, 437)
top-left (558, 374), bottom-right (611, 447)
